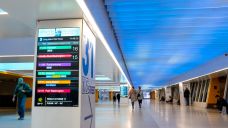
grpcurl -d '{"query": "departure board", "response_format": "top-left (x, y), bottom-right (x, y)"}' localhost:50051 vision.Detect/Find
top-left (35, 28), bottom-right (80, 107)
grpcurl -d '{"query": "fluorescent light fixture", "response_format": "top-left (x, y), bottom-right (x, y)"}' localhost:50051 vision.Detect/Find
top-left (0, 8), bottom-right (8, 15)
top-left (95, 86), bottom-right (120, 91)
top-left (0, 63), bottom-right (34, 71)
top-left (95, 76), bottom-right (111, 81)
top-left (95, 74), bottom-right (106, 77)
top-left (76, 0), bottom-right (132, 87)
top-left (0, 55), bottom-right (34, 58)
top-left (120, 84), bottom-right (128, 87)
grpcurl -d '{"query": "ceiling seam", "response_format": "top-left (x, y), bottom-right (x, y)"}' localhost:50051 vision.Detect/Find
top-left (103, 1), bottom-right (133, 86)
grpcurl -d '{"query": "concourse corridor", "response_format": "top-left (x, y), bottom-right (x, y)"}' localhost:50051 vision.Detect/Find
top-left (96, 100), bottom-right (228, 128)
top-left (0, 99), bottom-right (228, 128)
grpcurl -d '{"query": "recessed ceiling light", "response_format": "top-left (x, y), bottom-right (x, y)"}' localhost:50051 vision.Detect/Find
top-left (0, 8), bottom-right (8, 15)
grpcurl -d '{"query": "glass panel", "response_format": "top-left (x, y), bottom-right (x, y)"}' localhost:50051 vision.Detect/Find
top-left (194, 82), bottom-right (198, 102)
top-left (191, 82), bottom-right (195, 102)
top-left (199, 80), bottom-right (206, 102)
top-left (226, 75), bottom-right (228, 103)
top-left (197, 81), bottom-right (202, 102)
top-left (196, 81), bottom-right (202, 102)
top-left (193, 82), bottom-right (198, 102)
top-left (203, 79), bottom-right (210, 102)
top-left (195, 81), bottom-right (201, 102)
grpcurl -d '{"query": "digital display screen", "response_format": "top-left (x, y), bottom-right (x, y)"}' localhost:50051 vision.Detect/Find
top-left (35, 28), bottom-right (80, 107)
top-left (120, 86), bottom-right (128, 96)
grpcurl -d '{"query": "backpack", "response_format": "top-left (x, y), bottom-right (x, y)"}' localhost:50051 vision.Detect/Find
top-left (25, 89), bottom-right (32, 97)
top-left (137, 90), bottom-right (141, 98)
top-left (23, 83), bottom-right (32, 97)
top-left (137, 93), bottom-right (140, 98)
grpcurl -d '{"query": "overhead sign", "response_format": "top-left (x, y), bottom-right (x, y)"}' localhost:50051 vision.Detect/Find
top-left (35, 28), bottom-right (80, 107)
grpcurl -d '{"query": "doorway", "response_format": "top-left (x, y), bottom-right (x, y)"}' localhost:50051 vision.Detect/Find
top-left (0, 77), bottom-right (17, 108)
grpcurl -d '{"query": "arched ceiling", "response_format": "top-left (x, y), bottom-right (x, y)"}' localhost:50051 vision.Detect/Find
top-left (104, 0), bottom-right (228, 89)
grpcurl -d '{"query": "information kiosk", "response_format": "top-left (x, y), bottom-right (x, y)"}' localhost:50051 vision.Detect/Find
top-left (32, 19), bottom-right (96, 128)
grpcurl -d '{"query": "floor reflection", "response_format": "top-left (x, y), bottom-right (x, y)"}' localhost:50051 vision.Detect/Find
top-left (0, 99), bottom-right (227, 128)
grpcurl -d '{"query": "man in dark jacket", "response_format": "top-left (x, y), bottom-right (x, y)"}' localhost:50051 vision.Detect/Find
top-left (184, 88), bottom-right (190, 106)
top-left (113, 93), bottom-right (116, 104)
top-left (216, 95), bottom-right (228, 114)
top-left (116, 93), bottom-right (120, 105)
top-left (12, 78), bottom-right (31, 120)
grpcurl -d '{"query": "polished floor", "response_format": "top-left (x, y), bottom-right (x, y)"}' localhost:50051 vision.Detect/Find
top-left (0, 99), bottom-right (227, 128)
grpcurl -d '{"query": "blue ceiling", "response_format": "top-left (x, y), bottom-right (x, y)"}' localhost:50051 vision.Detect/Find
top-left (104, 0), bottom-right (228, 89)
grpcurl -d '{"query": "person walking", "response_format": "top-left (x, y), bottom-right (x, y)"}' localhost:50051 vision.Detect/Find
top-left (128, 86), bottom-right (137, 109)
top-left (216, 95), bottom-right (228, 113)
top-left (116, 93), bottom-right (120, 105)
top-left (12, 78), bottom-right (31, 120)
top-left (137, 86), bottom-right (143, 108)
top-left (184, 88), bottom-right (190, 106)
top-left (113, 93), bottom-right (116, 104)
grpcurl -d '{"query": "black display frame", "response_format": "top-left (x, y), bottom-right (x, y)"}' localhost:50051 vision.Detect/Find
top-left (34, 27), bottom-right (80, 107)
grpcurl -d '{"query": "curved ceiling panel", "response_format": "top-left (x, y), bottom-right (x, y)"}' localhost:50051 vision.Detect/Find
top-left (104, 0), bottom-right (228, 89)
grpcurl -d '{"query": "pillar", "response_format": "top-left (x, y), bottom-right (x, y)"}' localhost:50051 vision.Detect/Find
top-left (32, 19), bottom-right (96, 128)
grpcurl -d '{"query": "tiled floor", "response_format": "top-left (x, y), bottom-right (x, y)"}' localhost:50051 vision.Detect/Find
top-left (0, 99), bottom-right (228, 128)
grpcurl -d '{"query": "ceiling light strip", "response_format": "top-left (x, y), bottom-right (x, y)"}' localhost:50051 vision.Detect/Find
top-left (0, 55), bottom-right (34, 58)
top-left (0, 8), bottom-right (8, 15)
top-left (76, 0), bottom-right (132, 87)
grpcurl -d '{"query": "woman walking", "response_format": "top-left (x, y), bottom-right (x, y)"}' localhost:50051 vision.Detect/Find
top-left (137, 86), bottom-right (143, 108)
top-left (128, 86), bottom-right (137, 109)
